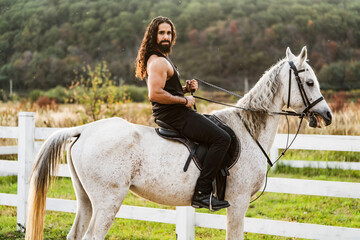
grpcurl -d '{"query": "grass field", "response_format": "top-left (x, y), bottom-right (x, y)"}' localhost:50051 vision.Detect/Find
top-left (1, 169), bottom-right (359, 239)
top-left (0, 101), bottom-right (359, 239)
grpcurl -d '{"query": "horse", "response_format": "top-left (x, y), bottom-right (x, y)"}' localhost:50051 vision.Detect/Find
top-left (25, 46), bottom-right (332, 240)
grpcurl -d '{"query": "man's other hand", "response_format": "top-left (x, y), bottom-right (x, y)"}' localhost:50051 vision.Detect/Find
top-left (185, 96), bottom-right (195, 107)
top-left (186, 79), bottom-right (198, 93)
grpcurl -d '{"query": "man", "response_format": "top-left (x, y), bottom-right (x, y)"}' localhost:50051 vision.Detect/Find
top-left (135, 16), bottom-right (231, 211)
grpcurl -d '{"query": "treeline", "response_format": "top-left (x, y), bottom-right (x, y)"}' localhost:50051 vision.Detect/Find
top-left (0, 0), bottom-right (360, 94)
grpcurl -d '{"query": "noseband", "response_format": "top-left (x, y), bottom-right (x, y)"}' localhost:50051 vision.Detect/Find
top-left (287, 61), bottom-right (324, 116)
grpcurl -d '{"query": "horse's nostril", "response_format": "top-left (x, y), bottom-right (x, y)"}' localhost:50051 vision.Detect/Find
top-left (327, 111), bottom-right (332, 121)
top-left (325, 111), bottom-right (333, 125)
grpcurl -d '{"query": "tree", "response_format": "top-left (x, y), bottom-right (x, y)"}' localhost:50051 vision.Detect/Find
top-left (1, 0), bottom-right (360, 91)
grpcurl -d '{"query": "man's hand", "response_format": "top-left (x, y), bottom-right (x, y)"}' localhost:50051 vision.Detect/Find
top-left (185, 79), bottom-right (198, 93)
top-left (185, 96), bottom-right (195, 107)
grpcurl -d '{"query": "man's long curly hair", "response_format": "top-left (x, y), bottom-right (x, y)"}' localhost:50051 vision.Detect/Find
top-left (135, 16), bottom-right (176, 80)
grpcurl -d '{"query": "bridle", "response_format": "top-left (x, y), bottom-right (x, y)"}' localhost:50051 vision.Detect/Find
top-left (287, 61), bottom-right (324, 117)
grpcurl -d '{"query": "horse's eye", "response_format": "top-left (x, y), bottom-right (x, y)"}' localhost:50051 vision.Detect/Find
top-left (306, 79), bottom-right (314, 87)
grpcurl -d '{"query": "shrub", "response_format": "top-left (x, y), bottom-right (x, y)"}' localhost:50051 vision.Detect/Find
top-left (0, 89), bottom-right (20, 102)
top-left (331, 91), bottom-right (346, 112)
top-left (0, 89), bottom-right (8, 101)
top-left (44, 86), bottom-right (68, 103)
top-left (30, 89), bottom-right (44, 102)
top-left (34, 96), bottom-right (58, 110)
top-left (67, 61), bottom-right (128, 122)
top-left (124, 85), bottom-right (148, 102)
top-left (9, 92), bottom-right (19, 102)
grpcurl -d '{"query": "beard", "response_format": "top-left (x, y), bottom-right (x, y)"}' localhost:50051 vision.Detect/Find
top-left (158, 41), bottom-right (171, 53)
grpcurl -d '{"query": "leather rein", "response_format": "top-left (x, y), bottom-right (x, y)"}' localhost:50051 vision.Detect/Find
top-left (193, 61), bottom-right (324, 163)
top-left (192, 61), bottom-right (325, 202)
top-left (195, 61), bottom-right (324, 118)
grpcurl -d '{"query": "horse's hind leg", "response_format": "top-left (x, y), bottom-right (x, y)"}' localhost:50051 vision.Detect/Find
top-left (82, 181), bottom-right (130, 239)
top-left (67, 143), bottom-right (92, 240)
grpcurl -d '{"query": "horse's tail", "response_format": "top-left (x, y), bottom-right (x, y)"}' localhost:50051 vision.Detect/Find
top-left (25, 125), bottom-right (85, 240)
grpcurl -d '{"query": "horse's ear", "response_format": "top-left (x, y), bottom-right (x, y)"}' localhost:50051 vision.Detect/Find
top-left (286, 47), bottom-right (295, 61)
top-left (299, 46), bottom-right (307, 66)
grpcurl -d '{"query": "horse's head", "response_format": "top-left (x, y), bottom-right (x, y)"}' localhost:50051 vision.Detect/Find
top-left (282, 46), bottom-right (332, 128)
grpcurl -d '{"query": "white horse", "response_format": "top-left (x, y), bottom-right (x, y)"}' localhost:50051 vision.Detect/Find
top-left (26, 47), bottom-right (332, 240)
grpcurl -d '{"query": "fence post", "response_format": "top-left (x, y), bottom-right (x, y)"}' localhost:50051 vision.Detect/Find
top-left (17, 112), bottom-right (35, 231)
top-left (176, 206), bottom-right (195, 240)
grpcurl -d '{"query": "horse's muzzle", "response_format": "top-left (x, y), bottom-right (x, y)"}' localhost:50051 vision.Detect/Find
top-left (309, 110), bottom-right (332, 128)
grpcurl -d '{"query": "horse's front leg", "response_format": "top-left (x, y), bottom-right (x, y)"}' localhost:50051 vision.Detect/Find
top-left (226, 194), bottom-right (251, 240)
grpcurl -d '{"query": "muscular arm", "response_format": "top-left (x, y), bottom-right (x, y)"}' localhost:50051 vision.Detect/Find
top-left (147, 56), bottom-right (187, 105)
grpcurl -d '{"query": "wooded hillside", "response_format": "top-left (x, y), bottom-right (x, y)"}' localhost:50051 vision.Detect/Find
top-left (0, 0), bottom-right (359, 92)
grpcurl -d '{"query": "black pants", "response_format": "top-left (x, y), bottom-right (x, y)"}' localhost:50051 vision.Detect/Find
top-left (159, 108), bottom-right (231, 194)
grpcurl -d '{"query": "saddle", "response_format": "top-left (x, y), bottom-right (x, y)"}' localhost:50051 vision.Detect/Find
top-left (155, 114), bottom-right (240, 201)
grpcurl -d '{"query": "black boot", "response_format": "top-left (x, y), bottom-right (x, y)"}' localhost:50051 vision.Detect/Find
top-left (191, 191), bottom-right (230, 211)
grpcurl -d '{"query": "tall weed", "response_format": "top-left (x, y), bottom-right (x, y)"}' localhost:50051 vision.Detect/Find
top-left (67, 62), bottom-right (129, 123)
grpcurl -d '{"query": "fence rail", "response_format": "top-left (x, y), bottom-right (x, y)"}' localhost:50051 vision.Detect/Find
top-left (1, 193), bottom-right (360, 239)
top-left (1, 112), bottom-right (360, 239)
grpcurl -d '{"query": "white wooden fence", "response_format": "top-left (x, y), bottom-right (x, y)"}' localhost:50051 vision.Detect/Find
top-left (1, 112), bottom-right (360, 239)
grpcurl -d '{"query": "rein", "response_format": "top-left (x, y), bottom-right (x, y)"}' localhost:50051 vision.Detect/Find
top-left (192, 61), bottom-right (325, 203)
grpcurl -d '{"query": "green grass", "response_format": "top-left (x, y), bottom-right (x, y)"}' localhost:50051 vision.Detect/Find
top-left (1, 145), bottom-right (359, 239)
top-left (0, 175), bottom-right (17, 194)
top-left (280, 149), bottom-right (360, 162)
top-left (1, 171), bottom-right (359, 240)
top-left (271, 164), bottom-right (360, 182)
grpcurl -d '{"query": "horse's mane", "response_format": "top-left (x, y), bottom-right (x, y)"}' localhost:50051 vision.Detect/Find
top-left (236, 59), bottom-right (286, 139)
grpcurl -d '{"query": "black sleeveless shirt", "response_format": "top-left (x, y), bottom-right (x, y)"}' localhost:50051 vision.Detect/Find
top-left (147, 52), bottom-right (188, 119)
